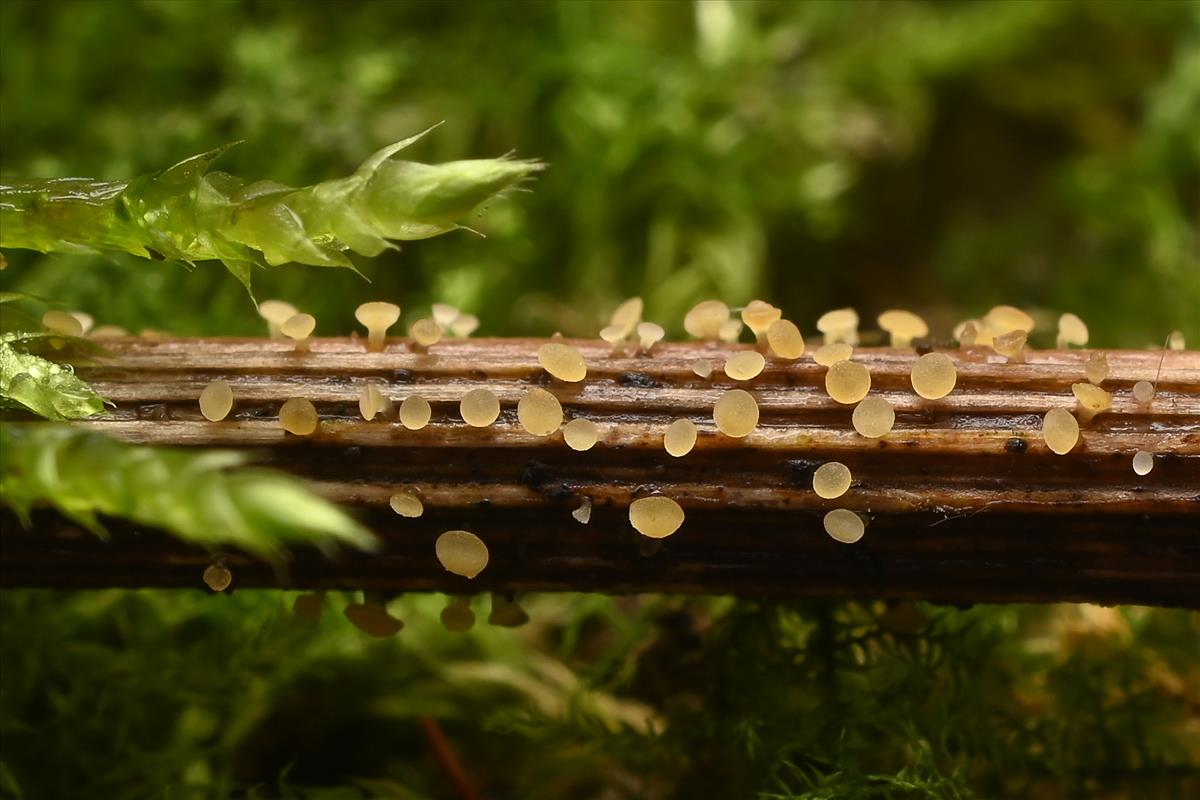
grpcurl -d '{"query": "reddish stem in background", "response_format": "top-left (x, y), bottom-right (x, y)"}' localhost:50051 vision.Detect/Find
top-left (419, 715), bottom-right (481, 800)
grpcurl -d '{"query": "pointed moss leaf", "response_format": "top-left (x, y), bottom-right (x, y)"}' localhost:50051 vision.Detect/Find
top-left (0, 425), bottom-right (378, 561)
top-left (0, 343), bottom-right (106, 420)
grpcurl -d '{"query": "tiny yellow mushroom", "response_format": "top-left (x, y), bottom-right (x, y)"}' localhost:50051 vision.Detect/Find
top-left (279, 398), bottom-right (319, 436)
top-left (629, 496), bottom-right (685, 539)
top-left (436, 530), bottom-right (490, 578)
top-left (199, 380), bottom-right (234, 422)
top-left (355, 301), bottom-right (401, 352)
top-left (683, 300), bottom-right (730, 340)
top-left (281, 312), bottom-right (316, 353)
top-left (258, 299), bottom-right (298, 339)
top-left (538, 342), bottom-right (587, 382)
top-left (877, 309), bottom-right (928, 347)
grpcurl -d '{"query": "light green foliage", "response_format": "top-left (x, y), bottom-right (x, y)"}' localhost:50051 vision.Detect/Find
top-left (0, 425), bottom-right (377, 561)
top-left (0, 126), bottom-right (542, 296)
top-left (0, 296), bottom-right (106, 420)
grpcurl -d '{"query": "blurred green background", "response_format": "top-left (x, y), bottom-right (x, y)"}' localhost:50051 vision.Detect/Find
top-left (1, 1), bottom-right (1198, 798)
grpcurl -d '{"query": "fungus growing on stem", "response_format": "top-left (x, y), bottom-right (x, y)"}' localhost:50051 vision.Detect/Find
top-left (563, 418), bottom-right (599, 451)
top-left (1168, 330), bottom-right (1186, 351)
top-left (713, 389), bottom-right (759, 438)
top-left (852, 396), bottom-right (895, 438)
top-left (1057, 313), bottom-right (1089, 349)
top-left (409, 317), bottom-right (442, 347)
top-left (199, 380), bottom-right (234, 422)
top-left (664, 419), bottom-right (698, 457)
top-left (68, 311), bottom-right (94, 335)
top-left (89, 325), bottom-right (129, 338)
top-left (1132, 450), bottom-right (1154, 476)
top-left (1132, 380), bottom-right (1155, 405)
top-left (202, 563), bottom-right (232, 592)
top-left (399, 395), bottom-right (432, 430)
top-left (538, 342), bottom-right (587, 382)
top-left (1072, 382), bottom-right (1112, 422)
top-left (432, 303), bottom-right (460, 329)
top-left (344, 598), bottom-right (404, 637)
top-left (1042, 408), bottom-right (1080, 455)
top-left (279, 398), bottom-right (318, 436)
top-left (983, 305), bottom-right (1035, 338)
top-left (629, 496), bottom-right (684, 539)
top-left (991, 329), bottom-right (1027, 362)
top-left (355, 301), bottom-right (401, 352)
top-left (825, 360), bottom-right (871, 404)
top-left (765, 319), bottom-right (804, 359)
top-left (718, 318), bottom-right (744, 343)
top-left (389, 491), bottom-right (424, 518)
top-left (608, 297), bottom-right (644, 340)
top-left (436, 530), bottom-right (489, 578)
top-left (741, 300), bottom-right (782, 342)
top-left (517, 387), bottom-right (563, 436)
top-left (684, 300), bottom-right (730, 340)
top-left (359, 383), bottom-right (390, 421)
top-left (910, 352), bottom-right (957, 399)
top-left (816, 307), bottom-right (859, 345)
top-left (824, 509), bottom-right (865, 543)
top-left (724, 350), bottom-right (765, 381)
top-left (813, 462), bottom-right (852, 499)
top-left (814, 342), bottom-right (852, 366)
top-left (281, 312), bottom-right (316, 353)
top-left (258, 300), bottom-right (298, 338)
top-left (691, 359), bottom-right (714, 379)
top-left (877, 309), bottom-right (928, 347)
top-left (489, 594), bottom-right (529, 628)
top-left (954, 320), bottom-right (981, 347)
top-left (572, 497), bottom-right (592, 524)
top-left (41, 310), bottom-right (83, 338)
top-left (637, 321), bottom-right (665, 352)
top-left (1085, 352), bottom-right (1109, 385)
top-left (441, 597), bottom-right (476, 632)
top-left (448, 313), bottom-right (479, 338)
top-left (460, 388), bottom-right (500, 427)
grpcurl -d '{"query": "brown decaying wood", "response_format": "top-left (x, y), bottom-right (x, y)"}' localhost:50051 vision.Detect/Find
top-left (2, 336), bottom-right (1198, 607)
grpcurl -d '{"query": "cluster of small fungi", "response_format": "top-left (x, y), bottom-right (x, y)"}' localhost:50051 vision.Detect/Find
top-left (183, 298), bottom-right (1185, 635)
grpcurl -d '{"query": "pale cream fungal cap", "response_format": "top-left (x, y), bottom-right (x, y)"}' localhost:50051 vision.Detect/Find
top-left (813, 462), bottom-right (852, 499)
top-left (637, 321), bottom-right (665, 352)
top-left (814, 342), bottom-right (853, 366)
top-left (691, 359), bottom-right (715, 379)
top-left (741, 300), bottom-right (782, 336)
top-left (765, 319), bottom-right (805, 359)
top-left (991, 329), bottom-right (1027, 361)
top-left (410, 317), bottom-right (443, 347)
top-left (1168, 330), bottom-right (1186, 351)
top-left (1042, 408), bottom-right (1080, 455)
top-left (259, 299), bottom-right (298, 338)
top-left (599, 324), bottom-right (627, 346)
top-left (713, 388), bottom-right (759, 438)
top-left (824, 509), bottom-right (866, 544)
top-left (572, 497), bottom-right (593, 524)
top-left (664, 418), bottom-right (698, 457)
top-left (1072, 382), bottom-right (1112, 412)
top-left (344, 603), bottom-right (404, 637)
top-left (441, 597), bottom-right (476, 632)
top-left (517, 387), bottom-right (564, 436)
top-left (448, 313), bottom-right (479, 338)
top-left (203, 564), bottom-right (232, 592)
top-left (609, 296), bottom-right (644, 339)
top-left (460, 388), bottom-right (501, 427)
top-left (683, 300), bottom-right (730, 340)
top-left (852, 395), bottom-right (895, 438)
top-left (563, 418), bottom-right (599, 451)
top-left (1132, 380), bottom-right (1155, 404)
top-left (68, 311), bottom-right (94, 335)
top-left (281, 312), bottom-right (316, 352)
top-left (910, 352), bottom-right (957, 399)
top-left (1084, 352), bottom-right (1109, 385)
top-left (724, 350), bottom-right (766, 381)
top-left (432, 303), bottom-right (461, 328)
top-left (718, 318), bottom-right (744, 343)
top-left (279, 398), bottom-right (319, 436)
top-left (355, 301), bottom-right (401, 351)
top-left (359, 383), bottom-right (390, 421)
top-left (954, 320), bottom-right (982, 347)
top-left (1056, 313), bottom-right (1089, 348)
top-left (199, 380), bottom-right (234, 422)
top-left (983, 305), bottom-right (1035, 335)
top-left (89, 325), bottom-right (130, 338)
top-left (1132, 450), bottom-right (1154, 476)
top-left (825, 360), bottom-right (871, 404)
top-left (436, 530), bottom-right (490, 578)
top-left (877, 309), bottom-right (928, 347)
top-left (538, 342), bottom-right (587, 382)
top-left (41, 309), bottom-right (83, 338)
top-left (389, 490), bottom-right (424, 518)
top-left (399, 394), bottom-right (432, 430)
top-left (816, 307), bottom-right (859, 345)
top-left (629, 496), bottom-right (685, 539)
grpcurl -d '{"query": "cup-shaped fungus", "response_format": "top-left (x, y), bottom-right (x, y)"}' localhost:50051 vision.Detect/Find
top-left (683, 300), bottom-right (730, 340)
top-left (281, 313), bottom-right (316, 353)
top-left (441, 597), bottom-right (476, 632)
top-left (1132, 380), bottom-right (1155, 405)
top-left (432, 303), bottom-right (461, 329)
top-left (691, 359), bottom-right (714, 379)
top-left (983, 305), bottom-right (1035, 338)
top-left (279, 398), bottom-right (319, 436)
top-left (258, 299), bottom-right (298, 338)
top-left (741, 300), bottom-right (782, 342)
top-left (724, 351), bottom-right (765, 381)
top-left (852, 396), bottom-right (895, 438)
top-left (765, 319), bottom-right (805, 359)
top-left (637, 322), bottom-right (665, 353)
top-left (954, 320), bottom-right (982, 347)
top-left (518, 388), bottom-right (564, 436)
top-left (389, 491), bottom-right (424, 518)
top-left (609, 297), bottom-right (644, 340)
top-left (572, 497), bottom-right (593, 524)
top-left (1042, 408), bottom-right (1080, 455)
top-left (814, 342), bottom-right (852, 366)
top-left (538, 342), bottom-right (587, 382)
top-left (713, 389), bottom-right (759, 438)
top-left (359, 383), bottom-right (390, 421)
top-left (1132, 450), bottom-right (1154, 476)
top-left (877, 310), bottom-right (928, 347)
top-left (1085, 352), bottom-right (1109, 385)
top-left (202, 563), bottom-right (232, 592)
top-left (355, 301), bottom-right (401, 352)
top-left (663, 419), bottom-right (698, 457)
top-left (436, 530), bottom-right (490, 578)
top-left (816, 307), bottom-right (859, 345)
top-left (199, 380), bottom-right (234, 422)
top-left (825, 360), bottom-right (871, 404)
top-left (1072, 383), bottom-right (1112, 423)
top-left (1168, 330), bottom-right (1185, 350)
top-left (562, 418), bottom-right (599, 451)
top-left (90, 325), bottom-right (130, 338)
top-left (910, 352), bottom-right (957, 399)
top-left (629, 496), bottom-right (685, 539)
top-left (399, 394), bottom-right (432, 430)
top-left (1057, 313), bottom-right (1089, 349)
top-left (823, 509), bottom-right (866, 544)
top-left (718, 318), bottom-right (744, 343)
top-left (991, 329), bottom-right (1027, 362)
top-left (813, 462), bottom-right (852, 499)
top-left (41, 310), bottom-right (83, 338)
top-left (460, 388), bottom-right (500, 427)
top-left (448, 313), bottom-right (479, 338)
top-left (488, 594), bottom-right (530, 628)
top-left (344, 602), bottom-right (404, 637)
top-left (410, 317), bottom-right (442, 347)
